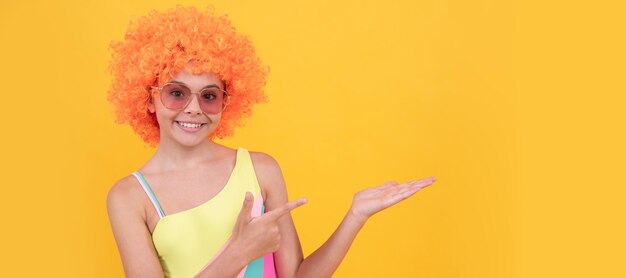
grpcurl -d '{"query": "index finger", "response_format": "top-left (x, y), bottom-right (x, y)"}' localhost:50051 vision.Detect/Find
top-left (264, 198), bottom-right (308, 222)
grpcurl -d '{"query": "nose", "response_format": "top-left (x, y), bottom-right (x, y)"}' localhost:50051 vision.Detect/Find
top-left (183, 93), bottom-right (203, 115)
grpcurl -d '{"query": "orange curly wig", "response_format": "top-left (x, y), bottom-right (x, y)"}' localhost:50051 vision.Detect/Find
top-left (108, 6), bottom-right (269, 146)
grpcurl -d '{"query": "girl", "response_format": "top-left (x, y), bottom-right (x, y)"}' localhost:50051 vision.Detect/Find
top-left (106, 6), bottom-right (436, 278)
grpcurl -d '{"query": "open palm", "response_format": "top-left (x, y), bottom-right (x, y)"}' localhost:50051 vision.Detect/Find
top-left (350, 177), bottom-right (436, 222)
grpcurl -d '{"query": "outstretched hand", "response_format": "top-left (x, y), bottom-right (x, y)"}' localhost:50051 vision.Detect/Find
top-left (349, 177), bottom-right (436, 223)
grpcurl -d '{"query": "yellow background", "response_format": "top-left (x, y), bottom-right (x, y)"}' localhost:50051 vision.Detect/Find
top-left (0, 0), bottom-right (624, 277)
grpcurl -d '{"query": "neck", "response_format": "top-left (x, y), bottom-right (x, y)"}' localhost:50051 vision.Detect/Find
top-left (150, 137), bottom-right (221, 172)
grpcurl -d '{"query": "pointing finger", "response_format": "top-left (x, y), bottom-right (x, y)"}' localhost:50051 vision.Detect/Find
top-left (264, 198), bottom-right (308, 222)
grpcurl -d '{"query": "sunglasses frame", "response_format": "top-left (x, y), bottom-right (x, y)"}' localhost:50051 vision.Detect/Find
top-left (151, 82), bottom-right (230, 115)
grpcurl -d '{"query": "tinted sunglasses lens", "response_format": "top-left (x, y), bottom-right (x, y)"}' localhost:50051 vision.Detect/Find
top-left (160, 84), bottom-right (189, 110)
top-left (199, 88), bottom-right (226, 114)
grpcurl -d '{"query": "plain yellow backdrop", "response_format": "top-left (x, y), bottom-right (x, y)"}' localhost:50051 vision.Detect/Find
top-left (0, 0), bottom-right (623, 277)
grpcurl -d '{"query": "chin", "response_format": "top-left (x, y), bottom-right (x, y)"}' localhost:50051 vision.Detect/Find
top-left (173, 132), bottom-right (211, 147)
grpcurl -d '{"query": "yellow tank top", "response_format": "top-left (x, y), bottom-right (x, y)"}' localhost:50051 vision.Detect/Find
top-left (132, 147), bottom-right (277, 278)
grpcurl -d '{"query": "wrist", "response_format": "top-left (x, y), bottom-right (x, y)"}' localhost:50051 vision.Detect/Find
top-left (347, 207), bottom-right (368, 226)
top-left (194, 237), bottom-right (250, 278)
top-left (223, 238), bottom-right (250, 267)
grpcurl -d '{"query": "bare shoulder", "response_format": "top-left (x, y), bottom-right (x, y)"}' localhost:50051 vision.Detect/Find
top-left (249, 151), bottom-right (287, 203)
top-left (107, 175), bottom-right (144, 217)
top-left (249, 151), bottom-right (280, 169)
top-left (107, 175), bottom-right (164, 277)
top-left (249, 151), bottom-right (283, 180)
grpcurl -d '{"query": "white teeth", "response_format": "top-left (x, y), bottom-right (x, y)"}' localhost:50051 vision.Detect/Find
top-left (177, 122), bottom-right (203, 128)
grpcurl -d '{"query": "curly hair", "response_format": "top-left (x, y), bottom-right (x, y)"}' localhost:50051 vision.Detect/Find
top-left (108, 6), bottom-right (269, 146)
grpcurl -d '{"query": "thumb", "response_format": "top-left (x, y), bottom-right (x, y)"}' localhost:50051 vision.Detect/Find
top-left (235, 192), bottom-right (254, 228)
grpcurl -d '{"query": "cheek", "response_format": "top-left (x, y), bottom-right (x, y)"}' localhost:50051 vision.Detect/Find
top-left (207, 114), bottom-right (222, 126)
top-left (152, 106), bottom-right (177, 126)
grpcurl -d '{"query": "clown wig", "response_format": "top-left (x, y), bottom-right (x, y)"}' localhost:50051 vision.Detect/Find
top-left (108, 6), bottom-right (269, 146)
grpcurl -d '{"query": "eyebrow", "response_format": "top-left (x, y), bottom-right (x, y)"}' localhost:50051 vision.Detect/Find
top-left (168, 80), bottom-right (224, 90)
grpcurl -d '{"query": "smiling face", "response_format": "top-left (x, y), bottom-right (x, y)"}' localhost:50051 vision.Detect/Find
top-left (148, 68), bottom-right (226, 147)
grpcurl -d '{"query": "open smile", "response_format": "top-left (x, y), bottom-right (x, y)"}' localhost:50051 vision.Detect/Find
top-left (175, 121), bottom-right (207, 131)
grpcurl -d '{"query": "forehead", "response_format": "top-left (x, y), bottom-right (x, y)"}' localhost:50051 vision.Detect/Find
top-left (167, 68), bottom-right (224, 89)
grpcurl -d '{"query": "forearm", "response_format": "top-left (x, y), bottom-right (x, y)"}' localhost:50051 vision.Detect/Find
top-left (194, 241), bottom-right (249, 278)
top-left (296, 210), bottom-right (366, 278)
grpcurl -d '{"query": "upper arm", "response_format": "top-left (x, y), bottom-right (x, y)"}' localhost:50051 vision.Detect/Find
top-left (250, 152), bottom-right (304, 278)
top-left (106, 177), bottom-right (165, 278)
